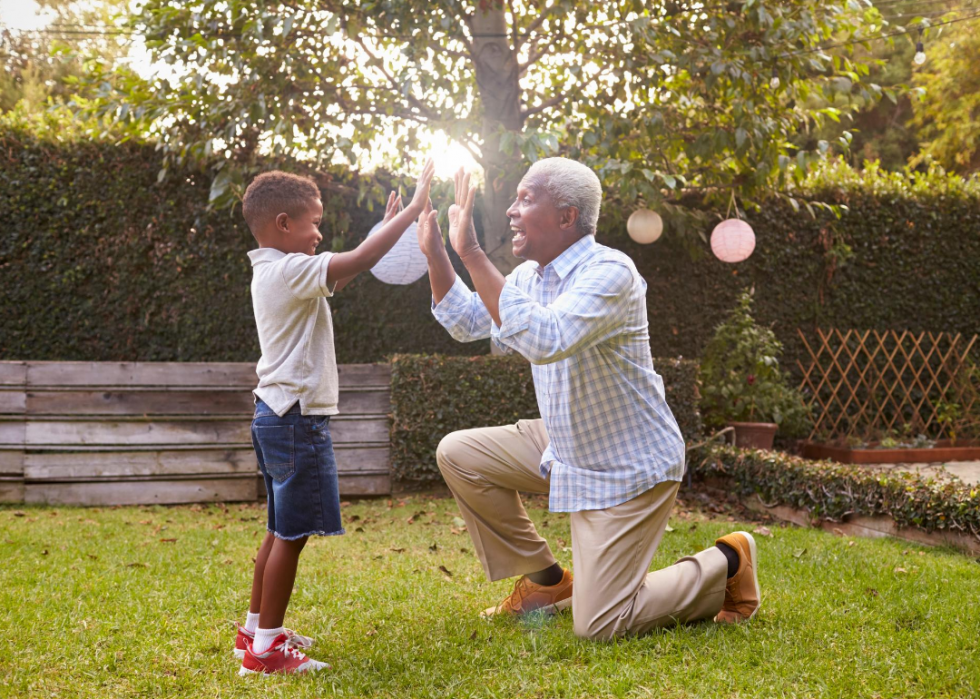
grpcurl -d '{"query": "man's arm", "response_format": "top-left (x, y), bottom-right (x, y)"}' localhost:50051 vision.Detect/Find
top-left (492, 261), bottom-right (634, 365)
top-left (416, 196), bottom-right (496, 343)
top-left (326, 159), bottom-right (435, 288)
top-left (439, 169), bottom-right (506, 325)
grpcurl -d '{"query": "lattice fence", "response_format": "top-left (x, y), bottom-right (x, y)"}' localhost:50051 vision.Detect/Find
top-left (797, 329), bottom-right (980, 443)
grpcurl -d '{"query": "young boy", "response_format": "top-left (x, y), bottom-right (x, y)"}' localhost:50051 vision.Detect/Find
top-left (235, 159), bottom-right (435, 675)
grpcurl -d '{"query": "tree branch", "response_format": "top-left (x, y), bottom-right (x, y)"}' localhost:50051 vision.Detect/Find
top-left (343, 20), bottom-right (439, 122)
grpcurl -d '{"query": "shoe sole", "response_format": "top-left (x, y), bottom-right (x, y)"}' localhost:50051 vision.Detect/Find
top-left (238, 662), bottom-right (329, 676)
top-left (733, 530), bottom-right (761, 620)
top-left (481, 595), bottom-right (573, 619)
top-left (234, 649), bottom-right (245, 660)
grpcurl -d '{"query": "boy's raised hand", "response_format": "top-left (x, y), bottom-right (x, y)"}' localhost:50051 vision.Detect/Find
top-left (410, 158), bottom-right (436, 213)
top-left (447, 167), bottom-right (479, 259)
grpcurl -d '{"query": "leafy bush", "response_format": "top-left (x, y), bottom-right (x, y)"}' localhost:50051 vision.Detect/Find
top-left (698, 290), bottom-right (811, 436)
top-left (390, 354), bottom-right (701, 482)
top-left (690, 444), bottom-right (980, 536)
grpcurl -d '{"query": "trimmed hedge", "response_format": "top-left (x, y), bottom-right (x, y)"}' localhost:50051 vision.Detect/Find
top-left (3, 124), bottom-right (980, 372)
top-left (0, 120), bottom-right (483, 363)
top-left (689, 444), bottom-right (980, 536)
top-left (390, 354), bottom-right (701, 482)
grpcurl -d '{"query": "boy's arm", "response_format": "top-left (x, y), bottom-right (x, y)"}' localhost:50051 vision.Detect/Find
top-left (326, 159), bottom-right (435, 288)
top-left (332, 190), bottom-right (402, 293)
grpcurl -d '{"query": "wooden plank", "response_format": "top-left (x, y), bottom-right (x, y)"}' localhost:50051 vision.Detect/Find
top-left (16, 416), bottom-right (388, 447)
top-left (0, 449), bottom-right (24, 477)
top-left (338, 473), bottom-right (391, 496)
top-left (23, 445), bottom-right (389, 480)
top-left (25, 362), bottom-right (390, 388)
top-left (23, 388), bottom-right (390, 417)
top-left (0, 478), bottom-right (24, 503)
top-left (24, 476), bottom-right (258, 506)
top-left (0, 422), bottom-right (25, 448)
top-left (24, 449), bottom-right (259, 480)
top-left (0, 391), bottom-right (26, 414)
top-left (26, 362), bottom-right (259, 388)
top-left (0, 362), bottom-right (27, 386)
top-left (337, 363), bottom-right (391, 387)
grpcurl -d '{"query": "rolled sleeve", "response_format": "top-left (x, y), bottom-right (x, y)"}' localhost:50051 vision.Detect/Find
top-left (432, 275), bottom-right (493, 343)
top-left (492, 281), bottom-right (534, 340)
top-left (493, 262), bottom-right (635, 365)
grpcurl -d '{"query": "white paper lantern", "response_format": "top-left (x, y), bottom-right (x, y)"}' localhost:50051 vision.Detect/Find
top-left (368, 221), bottom-right (429, 285)
top-left (710, 219), bottom-right (756, 263)
top-left (626, 208), bottom-right (663, 244)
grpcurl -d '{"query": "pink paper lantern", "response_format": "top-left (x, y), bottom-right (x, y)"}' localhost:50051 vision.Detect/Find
top-left (710, 219), bottom-right (756, 263)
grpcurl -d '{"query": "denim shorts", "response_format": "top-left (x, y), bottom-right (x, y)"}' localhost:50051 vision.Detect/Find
top-left (251, 398), bottom-right (345, 540)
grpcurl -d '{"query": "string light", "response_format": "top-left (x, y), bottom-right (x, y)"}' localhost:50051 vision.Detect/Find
top-left (769, 65), bottom-right (780, 89)
top-left (913, 28), bottom-right (927, 65)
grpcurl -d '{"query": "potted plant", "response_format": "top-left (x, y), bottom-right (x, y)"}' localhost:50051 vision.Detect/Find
top-left (699, 290), bottom-right (811, 449)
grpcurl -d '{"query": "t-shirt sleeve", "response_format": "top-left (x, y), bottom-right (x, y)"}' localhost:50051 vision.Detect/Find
top-left (279, 252), bottom-right (337, 299)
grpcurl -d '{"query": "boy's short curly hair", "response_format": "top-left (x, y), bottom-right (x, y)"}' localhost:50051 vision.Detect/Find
top-left (242, 171), bottom-right (321, 233)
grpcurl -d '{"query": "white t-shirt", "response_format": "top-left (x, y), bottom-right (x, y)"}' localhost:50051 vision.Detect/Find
top-left (247, 248), bottom-right (339, 416)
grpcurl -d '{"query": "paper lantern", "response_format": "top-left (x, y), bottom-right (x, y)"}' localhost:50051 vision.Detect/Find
top-left (368, 221), bottom-right (428, 285)
top-left (626, 208), bottom-right (663, 244)
top-left (710, 219), bottom-right (756, 263)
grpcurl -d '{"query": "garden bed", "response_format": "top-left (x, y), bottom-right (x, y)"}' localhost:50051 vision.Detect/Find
top-left (688, 444), bottom-right (980, 555)
top-left (801, 440), bottom-right (980, 464)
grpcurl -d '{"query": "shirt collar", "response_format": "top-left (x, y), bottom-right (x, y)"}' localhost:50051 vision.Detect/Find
top-left (537, 234), bottom-right (596, 280)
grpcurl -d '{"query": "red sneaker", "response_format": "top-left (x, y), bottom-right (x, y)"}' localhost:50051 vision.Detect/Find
top-left (234, 623), bottom-right (314, 660)
top-left (238, 634), bottom-right (330, 676)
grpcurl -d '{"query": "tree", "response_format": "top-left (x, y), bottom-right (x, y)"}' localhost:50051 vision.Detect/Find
top-left (0, 0), bottom-right (127, 114)
top-left (84, 0), bottom-right (885, 271)
top-left (910, 14), bottom-right (980, 174)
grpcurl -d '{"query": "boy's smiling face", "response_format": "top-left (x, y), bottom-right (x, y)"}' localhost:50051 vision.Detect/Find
top-left (273, 197), bottom-right (324, 255)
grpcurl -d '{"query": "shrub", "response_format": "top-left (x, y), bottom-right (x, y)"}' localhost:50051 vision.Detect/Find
top-left (698, 289), bottom-right (811, 436)
top-left (390, 354), bottom-right (701, 482)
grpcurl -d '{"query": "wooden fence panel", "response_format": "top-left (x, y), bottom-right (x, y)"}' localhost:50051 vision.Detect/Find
top-left (0, 361), bottom-right (392, 506)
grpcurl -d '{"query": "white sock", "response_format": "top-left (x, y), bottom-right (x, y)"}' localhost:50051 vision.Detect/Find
top-left (244, 612), bottom-right (260, 634)
top-left (253, 626), bottom-right (285, 654)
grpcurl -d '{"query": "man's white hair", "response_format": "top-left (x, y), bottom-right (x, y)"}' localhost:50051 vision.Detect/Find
top-left (524, 157), bottom-right (602, 237)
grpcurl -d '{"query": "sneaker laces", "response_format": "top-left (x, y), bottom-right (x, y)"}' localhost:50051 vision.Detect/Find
top-left (503, 576), bottom-right (533, 612)
top-left (283, 628), bottom-right (313, 649)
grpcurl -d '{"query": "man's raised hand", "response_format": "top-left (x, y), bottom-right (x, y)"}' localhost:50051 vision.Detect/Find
top-left (447, 167), bottom-right (479, 260)
top-left (417, 198), bottom-right (446, 260)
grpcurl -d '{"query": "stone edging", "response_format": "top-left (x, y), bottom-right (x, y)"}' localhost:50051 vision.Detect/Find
top-left (700, 476), bottom-right (980, 555)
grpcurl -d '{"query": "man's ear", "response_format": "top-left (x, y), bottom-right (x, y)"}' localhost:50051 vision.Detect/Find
top-left (559, 206), bottom-right (580, 231)
top-left (275, 212), bottom-right (290, 234)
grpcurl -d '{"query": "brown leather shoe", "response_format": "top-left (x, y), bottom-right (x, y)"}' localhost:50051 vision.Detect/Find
top-left (481, 569), bottom-right (574, 618)
top-left (714, 531), bottom-right (761, 623)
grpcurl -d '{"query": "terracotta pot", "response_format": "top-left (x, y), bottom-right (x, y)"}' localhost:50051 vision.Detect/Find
top-left (729, 421), bottom-right (778, 450)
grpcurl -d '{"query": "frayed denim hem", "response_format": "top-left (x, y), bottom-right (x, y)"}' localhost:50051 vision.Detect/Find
top-left (268, 527), bottom-right (346, 540)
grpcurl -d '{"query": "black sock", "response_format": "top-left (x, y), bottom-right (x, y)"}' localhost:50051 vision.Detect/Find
top-left (526, 562), bottom-right (564, 587)
top-left (717, 542), bottom-right (740, 578)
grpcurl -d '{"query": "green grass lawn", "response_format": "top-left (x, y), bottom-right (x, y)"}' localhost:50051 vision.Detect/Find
top-left (1, 492), bottom-right (978, 699)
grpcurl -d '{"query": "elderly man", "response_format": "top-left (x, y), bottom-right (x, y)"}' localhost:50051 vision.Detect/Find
top-left (415, 158), bottom-right (760, 639)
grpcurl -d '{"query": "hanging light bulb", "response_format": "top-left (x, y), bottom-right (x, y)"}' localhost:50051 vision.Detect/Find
top-left (769, 65), bottom-right (780, 90)
top-left (913, 41), bottom-right (926, 65)
top-left (913, 28), bottom-right (926, 66)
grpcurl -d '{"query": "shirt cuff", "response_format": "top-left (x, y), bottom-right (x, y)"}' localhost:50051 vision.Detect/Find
top-left (431, 275), bottom-right (470, 324)
top-left (493, 281), bottom-right (533, 340)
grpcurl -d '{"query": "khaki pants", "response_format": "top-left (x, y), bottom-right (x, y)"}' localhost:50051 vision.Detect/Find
top-left (436, 419), bottom-right (728, 640)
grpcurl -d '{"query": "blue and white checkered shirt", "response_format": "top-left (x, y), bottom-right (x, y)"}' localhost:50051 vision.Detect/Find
top-left (432, 234), bottom-right (686, 513)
